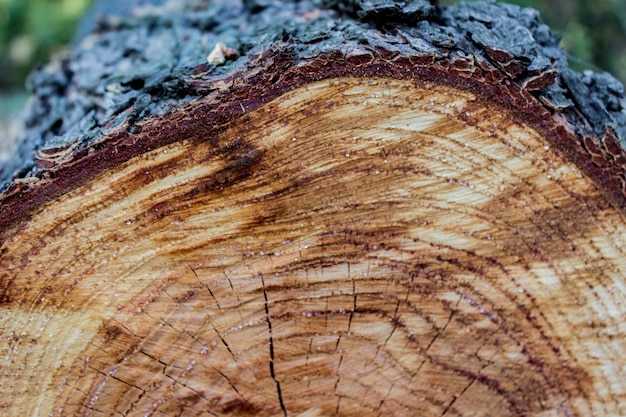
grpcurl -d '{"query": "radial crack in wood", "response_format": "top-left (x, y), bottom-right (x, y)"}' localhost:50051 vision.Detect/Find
top-left (1, 78), bottom-right (625, 416)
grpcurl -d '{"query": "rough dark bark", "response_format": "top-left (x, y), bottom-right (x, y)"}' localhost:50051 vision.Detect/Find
top-left (1, 1), bottom-right (626, 416)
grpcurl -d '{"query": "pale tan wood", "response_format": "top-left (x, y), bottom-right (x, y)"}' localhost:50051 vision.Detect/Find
top-left (1, 78), bottom-right (625, 416)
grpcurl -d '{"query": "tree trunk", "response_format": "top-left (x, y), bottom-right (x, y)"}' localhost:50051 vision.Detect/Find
top-left (1, 1), bottom-right (626, 416)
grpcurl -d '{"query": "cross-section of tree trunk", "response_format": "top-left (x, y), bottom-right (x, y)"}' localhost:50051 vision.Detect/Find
top-left (1, 1), bottom-right (626, 416)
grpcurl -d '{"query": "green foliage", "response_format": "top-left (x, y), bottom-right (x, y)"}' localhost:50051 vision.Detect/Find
top-left (0, 0), bottom-right (92, 90)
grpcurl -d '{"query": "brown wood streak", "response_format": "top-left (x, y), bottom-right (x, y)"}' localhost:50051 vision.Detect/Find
top-left (0, 78), bottom-right (625, 416)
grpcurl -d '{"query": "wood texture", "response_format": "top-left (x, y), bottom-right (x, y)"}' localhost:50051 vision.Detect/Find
top-left (2, 78), bottom-right (626, 416)
top-left (2, 0), bottom-right (626, 416)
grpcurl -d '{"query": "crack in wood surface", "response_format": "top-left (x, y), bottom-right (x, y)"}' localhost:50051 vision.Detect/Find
top-left (262, 273), bottom-right (288, 417)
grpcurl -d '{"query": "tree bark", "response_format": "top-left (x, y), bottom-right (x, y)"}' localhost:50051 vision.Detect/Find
top-left (1, 1), bottom-right (626, 416)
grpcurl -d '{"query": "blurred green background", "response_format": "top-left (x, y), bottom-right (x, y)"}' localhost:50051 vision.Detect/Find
top-left (0, 0), bottom-right (92, 91)
top-left (0, 0), bottom-right (624, 113)
top-left (0, 0), bottom-right (92, 120)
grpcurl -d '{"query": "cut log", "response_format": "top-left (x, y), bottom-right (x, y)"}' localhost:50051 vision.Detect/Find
top-left (1, 1), bottom-right (626, 416)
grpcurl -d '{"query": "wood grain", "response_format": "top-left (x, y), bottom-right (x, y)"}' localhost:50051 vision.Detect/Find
top-left (1, 78), bottom-right (625, 416)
